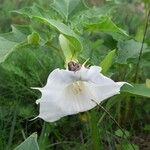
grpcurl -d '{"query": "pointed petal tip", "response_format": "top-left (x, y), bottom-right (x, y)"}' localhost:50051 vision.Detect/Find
top-left (31, 87), bottom-right (41, 90)
top-left (118, 82), bottom-right (126, 86)
top-left (29, 115), bottom-right (39, 121)
top-left (117, 82), bottom-right (131, 87)
top-left (36, 99), bottom-right (41, 104)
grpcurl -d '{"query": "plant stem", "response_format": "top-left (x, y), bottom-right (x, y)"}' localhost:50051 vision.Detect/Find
top-left (124, 97), bottom-right (131, 125)
top-left (88, 110), bottom-right (102, 150)
top-left (91, 99), bottom-right (135, 150)
top-left (39, 122), bottom-right (51, 150)
top-left (6, 109), bottom-right (17, 150)
top-left (134, 10), bottom-right (150, 82)
top-left (117, 100), bottom-right (121, 125)
top-left (21, 129), bottom-right (26, 140)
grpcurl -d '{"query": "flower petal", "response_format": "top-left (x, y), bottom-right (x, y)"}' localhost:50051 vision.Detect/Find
top-left (45, 68), bottom-right (75, 87)
top-left (73, 66), bottom-right (102, 82)
top-left (88, 70), bottom-right (115, 85)
top-left (38, 100), bottom-right (64, 122)
top-left (35, 65), bottom-right (127, 122)
top-left (59, 82), bottom-right (97, 114)
top-left (36, 68), bottom-right (77, 103)
top-left (88, 82), bottom-right (126, 103)
top-left (37, 81), bottom-right (97, 122)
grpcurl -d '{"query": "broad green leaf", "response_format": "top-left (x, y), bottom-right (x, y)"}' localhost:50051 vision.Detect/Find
top-left (33, 16), bottom-right (82, 54)
top-left (80, 39), bottom-right (109, 65)
top-left (33, 17), bottom-right (80, 38)
top-left (51, 0), bottom-right (81, 21)
top-left (121, 83), bottom-right (150, 98)
top-left (0, 25), bottom-right (32, 63)
top-left (0, 37), bottom-right (17, 63)
top-left (12, 4), bottom-right (51, 19)
top-left (100, 49), bottom-right (115, 74)
top-left (66, 3), bottom-right (113, 33)
top-left (0, 43), bottom-right (63, 118)
top-left (117, 39), bottom-right (148, 64)
top-left (84, 16), bottom-right (129, 40)
top-left (3, 43), bottom-right (64, 86)
top-left (82, 4), bottom-right (115, 17)
top-left (1, 25), bottom-right (32, 42)
top-left (12, 4), bottom-right (82, 53)
top-left (1, 63), bottom-right (27, 80)
top-left (14, 133), bottom-right (39, 150)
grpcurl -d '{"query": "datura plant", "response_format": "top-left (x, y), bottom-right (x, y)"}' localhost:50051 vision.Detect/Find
top-left (34, 61), bottom-right (126, 122)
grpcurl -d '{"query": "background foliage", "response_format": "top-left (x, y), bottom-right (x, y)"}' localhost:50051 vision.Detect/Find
top-left (0, 0), bottom-right (150, 149)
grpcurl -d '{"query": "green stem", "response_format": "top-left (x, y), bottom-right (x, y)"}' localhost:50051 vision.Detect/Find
top-left (117, 100), bottom-right (121, 125)
top-left (39, 122), bottom-right (51, 150)
top-left (21, 129), bottom-right (26, 140)
top-left (124, 97), bottom-right (130, 124)
top-left (134, 10), bottom-right (150, 82)
top-left (6, 109), bottom-right (17, 150)
top-left (91, 99), bottom-right (135, 150)
top-left (88, 110), bottom-right (102, 150)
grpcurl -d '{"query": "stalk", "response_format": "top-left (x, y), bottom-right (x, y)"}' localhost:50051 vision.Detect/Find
top-left (117, 100), bottom-right (122, 125)
top-left (6, 108), bottom-right (17, 150)
top-left (88, 110), bottom-right (102, 150)
top-left (134, 10), bottom-right (150, 82)
top-left (39, 122), bottom-right (51, 150)
top-left (91, 99), bottom-right (135, 150)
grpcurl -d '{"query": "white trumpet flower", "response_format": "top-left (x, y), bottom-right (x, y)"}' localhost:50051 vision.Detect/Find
top-left (35, 65), bottom-right (126, 122)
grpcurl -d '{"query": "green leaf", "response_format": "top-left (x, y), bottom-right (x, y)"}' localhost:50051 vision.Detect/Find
top-left (117, 39), bottom-right (148, 64)
top-left (59, 34), bottom-right (79, 63)
top-left (115, 129), bottom-right (130, 139)
top-left (0, 37), bottom-right (17, 63)
top-left (81, 4), bottom-right (115, 17)
top-left (80, 39), bottom-right (109, 65)
top-left (33, 16), bottom-right (82, 55)
top-left (3, 43), bottom-right (64, 86)
top-left (12, 4), bottom-right (50, 19)
top-left (34, 16), bottom-right (80, 38)
top-left (51, 0), bottom-right (81, 21)
top-left (84, 16), bottom-right (129, 40)
top-left (12, 4), bottom-right (82, 54)
top-left (1, 25), bottom-right (32, 42)
top-left (14, 133), bottom-right (39, 150)
top-left (100, 49), bottom-right (115, 74)
top-left (0, 25), bottom-right (31, 63)
top-left (27, 32), bottom-right (40, 45)
top-left (121, 83), bottom-right (150, 98)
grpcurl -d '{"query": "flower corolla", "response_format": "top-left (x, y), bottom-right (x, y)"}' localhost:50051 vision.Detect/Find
top-left (35, 65), bottom-right (126, 122)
